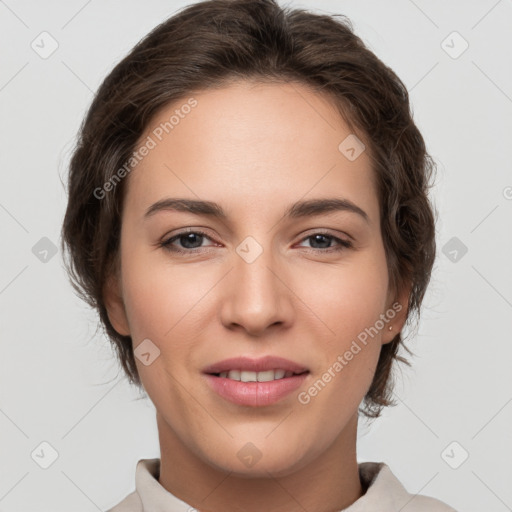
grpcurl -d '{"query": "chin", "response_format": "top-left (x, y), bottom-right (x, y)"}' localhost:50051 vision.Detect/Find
top-left (200, 437), bottom-right (313, 478)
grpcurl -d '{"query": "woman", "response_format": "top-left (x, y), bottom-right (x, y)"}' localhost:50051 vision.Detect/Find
top-left (61, 0), bottom-right (457, 510)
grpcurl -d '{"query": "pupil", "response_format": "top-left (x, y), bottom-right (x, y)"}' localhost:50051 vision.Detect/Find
top-left (312, 234), bottom-right (330, 248)
top-left (181, 233), bottom-right (202, 249)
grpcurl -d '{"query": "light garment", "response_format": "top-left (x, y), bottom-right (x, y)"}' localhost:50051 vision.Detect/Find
top-left (107, 458), bottom-right (458, 511)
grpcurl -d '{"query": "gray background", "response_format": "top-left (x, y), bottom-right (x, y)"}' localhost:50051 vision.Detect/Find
top-left (1, 0), bottom-right (511, 510)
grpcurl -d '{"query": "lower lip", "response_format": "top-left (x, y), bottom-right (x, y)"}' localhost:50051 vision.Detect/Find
top-left (203, 373), bottom-right (309, 407)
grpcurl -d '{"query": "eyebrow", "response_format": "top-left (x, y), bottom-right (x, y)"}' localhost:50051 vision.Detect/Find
top-left (144, 197), bottom-right (369, 223)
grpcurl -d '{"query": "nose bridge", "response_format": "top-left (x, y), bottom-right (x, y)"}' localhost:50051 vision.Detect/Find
top-left (220, 235), bottom-right (291, 334)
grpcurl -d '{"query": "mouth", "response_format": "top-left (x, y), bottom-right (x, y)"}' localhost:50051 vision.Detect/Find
top-left (202, 355), bottom-right (310, 406)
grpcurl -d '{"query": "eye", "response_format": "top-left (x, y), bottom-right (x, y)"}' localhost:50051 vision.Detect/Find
top-left (296, 232), bottom-right (353, 253)
top-left (160, 229), bottom-right (353, 255)
top-left (160, 229), bottom-right (216, 254)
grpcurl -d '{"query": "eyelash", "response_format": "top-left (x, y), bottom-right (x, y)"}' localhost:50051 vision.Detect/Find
top-left (160, 229), bottom-right (353, 255)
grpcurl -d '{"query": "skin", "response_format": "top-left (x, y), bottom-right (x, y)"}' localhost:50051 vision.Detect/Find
top-left (104, 80), bottom-right (410, 512)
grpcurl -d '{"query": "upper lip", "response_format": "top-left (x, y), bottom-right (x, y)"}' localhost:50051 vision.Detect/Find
top-left (203, 356), bottom-right (309, 374)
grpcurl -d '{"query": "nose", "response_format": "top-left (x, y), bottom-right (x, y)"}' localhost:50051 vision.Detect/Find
top-left (219, 245), bottom-right (294, 336)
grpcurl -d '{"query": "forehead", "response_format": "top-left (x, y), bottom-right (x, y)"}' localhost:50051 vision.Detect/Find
top-left (123, 80), bottom-right (378, 223)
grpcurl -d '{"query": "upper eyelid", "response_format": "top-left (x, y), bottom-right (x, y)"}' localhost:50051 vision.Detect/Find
top-left (164, 228), bottom-right (216, 242)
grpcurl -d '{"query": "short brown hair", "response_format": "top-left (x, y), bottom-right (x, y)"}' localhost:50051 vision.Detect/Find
top-left (61, 0), bottom-right (437, 418)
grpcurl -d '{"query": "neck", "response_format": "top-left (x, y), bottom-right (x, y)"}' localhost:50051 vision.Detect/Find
top-left (157, 413), bottom-right (363, 512)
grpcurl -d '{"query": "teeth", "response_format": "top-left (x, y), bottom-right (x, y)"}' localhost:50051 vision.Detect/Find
top-left (217, 369), bottom-right (298, 381)
top-left (241, 371), bottom-right (258, 382)
top-left (256, 370), bottom-right (274, 382)
top-left (227, 369), bottom-right (240, 380)
top-left (274, 369), bottom-right (286, 379)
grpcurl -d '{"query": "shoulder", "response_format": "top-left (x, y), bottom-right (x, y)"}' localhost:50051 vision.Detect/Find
top-left (105, 490), bottom-right (142, 512)
top-left (405, 493), bottom-right (459, 512)
top-left (357, 462), bottom-right (458, 512)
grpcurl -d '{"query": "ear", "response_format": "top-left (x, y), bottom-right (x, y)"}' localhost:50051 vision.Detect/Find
top-left (381, 282), bottom-right (411, 345)
top-left (103, 272), bottom-right (131, 337)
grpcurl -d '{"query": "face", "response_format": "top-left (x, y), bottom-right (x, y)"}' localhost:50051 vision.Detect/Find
top-left (106, 80), bottom-right (408, 478)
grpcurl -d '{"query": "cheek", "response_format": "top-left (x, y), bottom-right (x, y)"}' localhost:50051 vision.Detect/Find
top-left (292, 251), bottom-right (388, 400)
top-left (119, 228), bottom-right (205, 338)
top-left (294, 251), bottom-right (389, 339)
top-left (121, 261), bottom-right (206, 398)
top-left (119, 243), bottom-right (223, 388)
